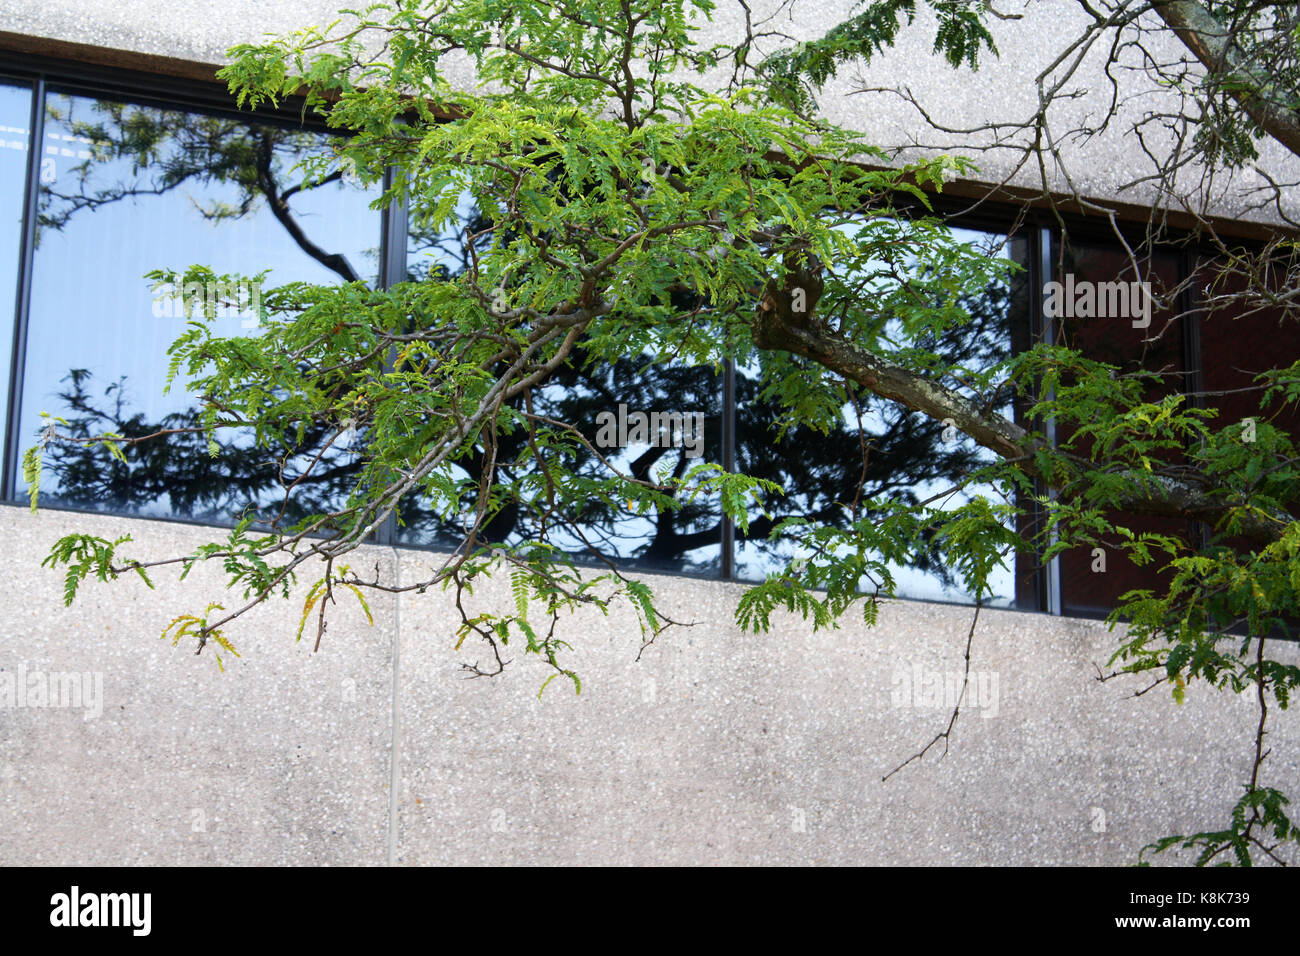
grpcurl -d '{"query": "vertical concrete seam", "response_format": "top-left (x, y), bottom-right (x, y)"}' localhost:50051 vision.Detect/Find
top-left (387, 543), bottom-right (401, 865)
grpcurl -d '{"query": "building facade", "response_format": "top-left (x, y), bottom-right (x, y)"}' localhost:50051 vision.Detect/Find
top-left (0, 0), bottom-right (1297, 864)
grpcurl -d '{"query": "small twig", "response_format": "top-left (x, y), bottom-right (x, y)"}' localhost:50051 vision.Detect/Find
top-left (883, 599), bottom-right (982, 782)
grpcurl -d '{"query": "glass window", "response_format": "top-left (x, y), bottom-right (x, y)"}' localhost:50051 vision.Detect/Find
top-left (1052, 241), bottom-right (1194, 617)
top-left (1196, 253), bottom-right (1300, 440)
top-left (16, 90), bottom-right (383, 523)
top-left (530, 357), bottom-right (724, 575)
top-left (395, 198), bottom-right (724, 575)
top-left (393, 360), bottom-right (725, 577)
top-left (1190, 251), bottom-right (1300, 571)
top-left (0, 79), bottom-right (33, 461)
top-left (734, 224), bottom-right (1033, 608)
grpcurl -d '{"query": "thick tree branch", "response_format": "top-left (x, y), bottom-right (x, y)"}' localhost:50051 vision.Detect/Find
top-left (1155, 0), bottom-right (1300, 159)
top-left (752, 301), bottom-right (1289, 546)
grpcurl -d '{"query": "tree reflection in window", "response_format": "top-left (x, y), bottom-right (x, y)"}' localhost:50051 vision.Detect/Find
top-left (23, 91), bottom-right (382, 525)
top-left (397, 198), bottom-right (724, 574)
top-left (734, 226), bottom-right (1032, 607)
top-left (23, 96), bottom-right (1024, 590)
top-left (395, 353), bottom-right (724, 574)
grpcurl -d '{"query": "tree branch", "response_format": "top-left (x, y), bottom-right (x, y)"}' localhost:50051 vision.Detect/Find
top-left (752, 300), bottom-right (1289, 545)
top-left (1154, 0), bottom-right (1300, 159)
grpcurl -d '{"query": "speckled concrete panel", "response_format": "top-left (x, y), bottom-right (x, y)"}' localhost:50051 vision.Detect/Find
top-left (0, 504), bottom-right (1296, 864)
top-left (0, 505), bottom-right (394, 865)
top-left (393, 551), bottom-right (1299, 866)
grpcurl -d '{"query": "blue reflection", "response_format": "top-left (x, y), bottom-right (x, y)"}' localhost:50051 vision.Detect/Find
top-left (0, 80), bottom-right (32, 465)
top-left (18, 91), bottom-right (383, 520)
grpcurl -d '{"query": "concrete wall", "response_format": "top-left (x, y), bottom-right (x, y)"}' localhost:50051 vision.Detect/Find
top-left (1, 504), bottom-right (1295, 865)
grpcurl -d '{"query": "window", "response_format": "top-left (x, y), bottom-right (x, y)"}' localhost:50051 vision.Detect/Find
top-left (0, 79), bottom-right (32, 464)
top-left (1052, 241), bottom-right (1195, 617)
top-left (1191, 250), bottom-right (1300, 566)
top-left (15, 87), bottom-right (382, 522)
top-left (396, 198), bottom-right (725, 575)
top-left (733, 225), bottom-right (1033, 608)
top-left (1195, 255), bottom-right (1300, 442)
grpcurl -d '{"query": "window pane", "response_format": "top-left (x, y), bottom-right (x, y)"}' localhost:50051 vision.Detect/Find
top-left (18, 90), bottom-right (382, 522)
top-left (0, 80), bottom-right (32, 459)
top-left (735, 225), bottom-right (1032, 608)
top-left (530, 358), bottom-right (724, 575)
top-left (1192, 251), bottom-right (1300, 570)
top-left (393, 352), bottom-right (726, 577)
top-left (1052, 242), bottom-right (1194, 618)
top-left (396, 195), bottom-right (724, 576)
top-left (1196, 253), bottom-right (1300, 440)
